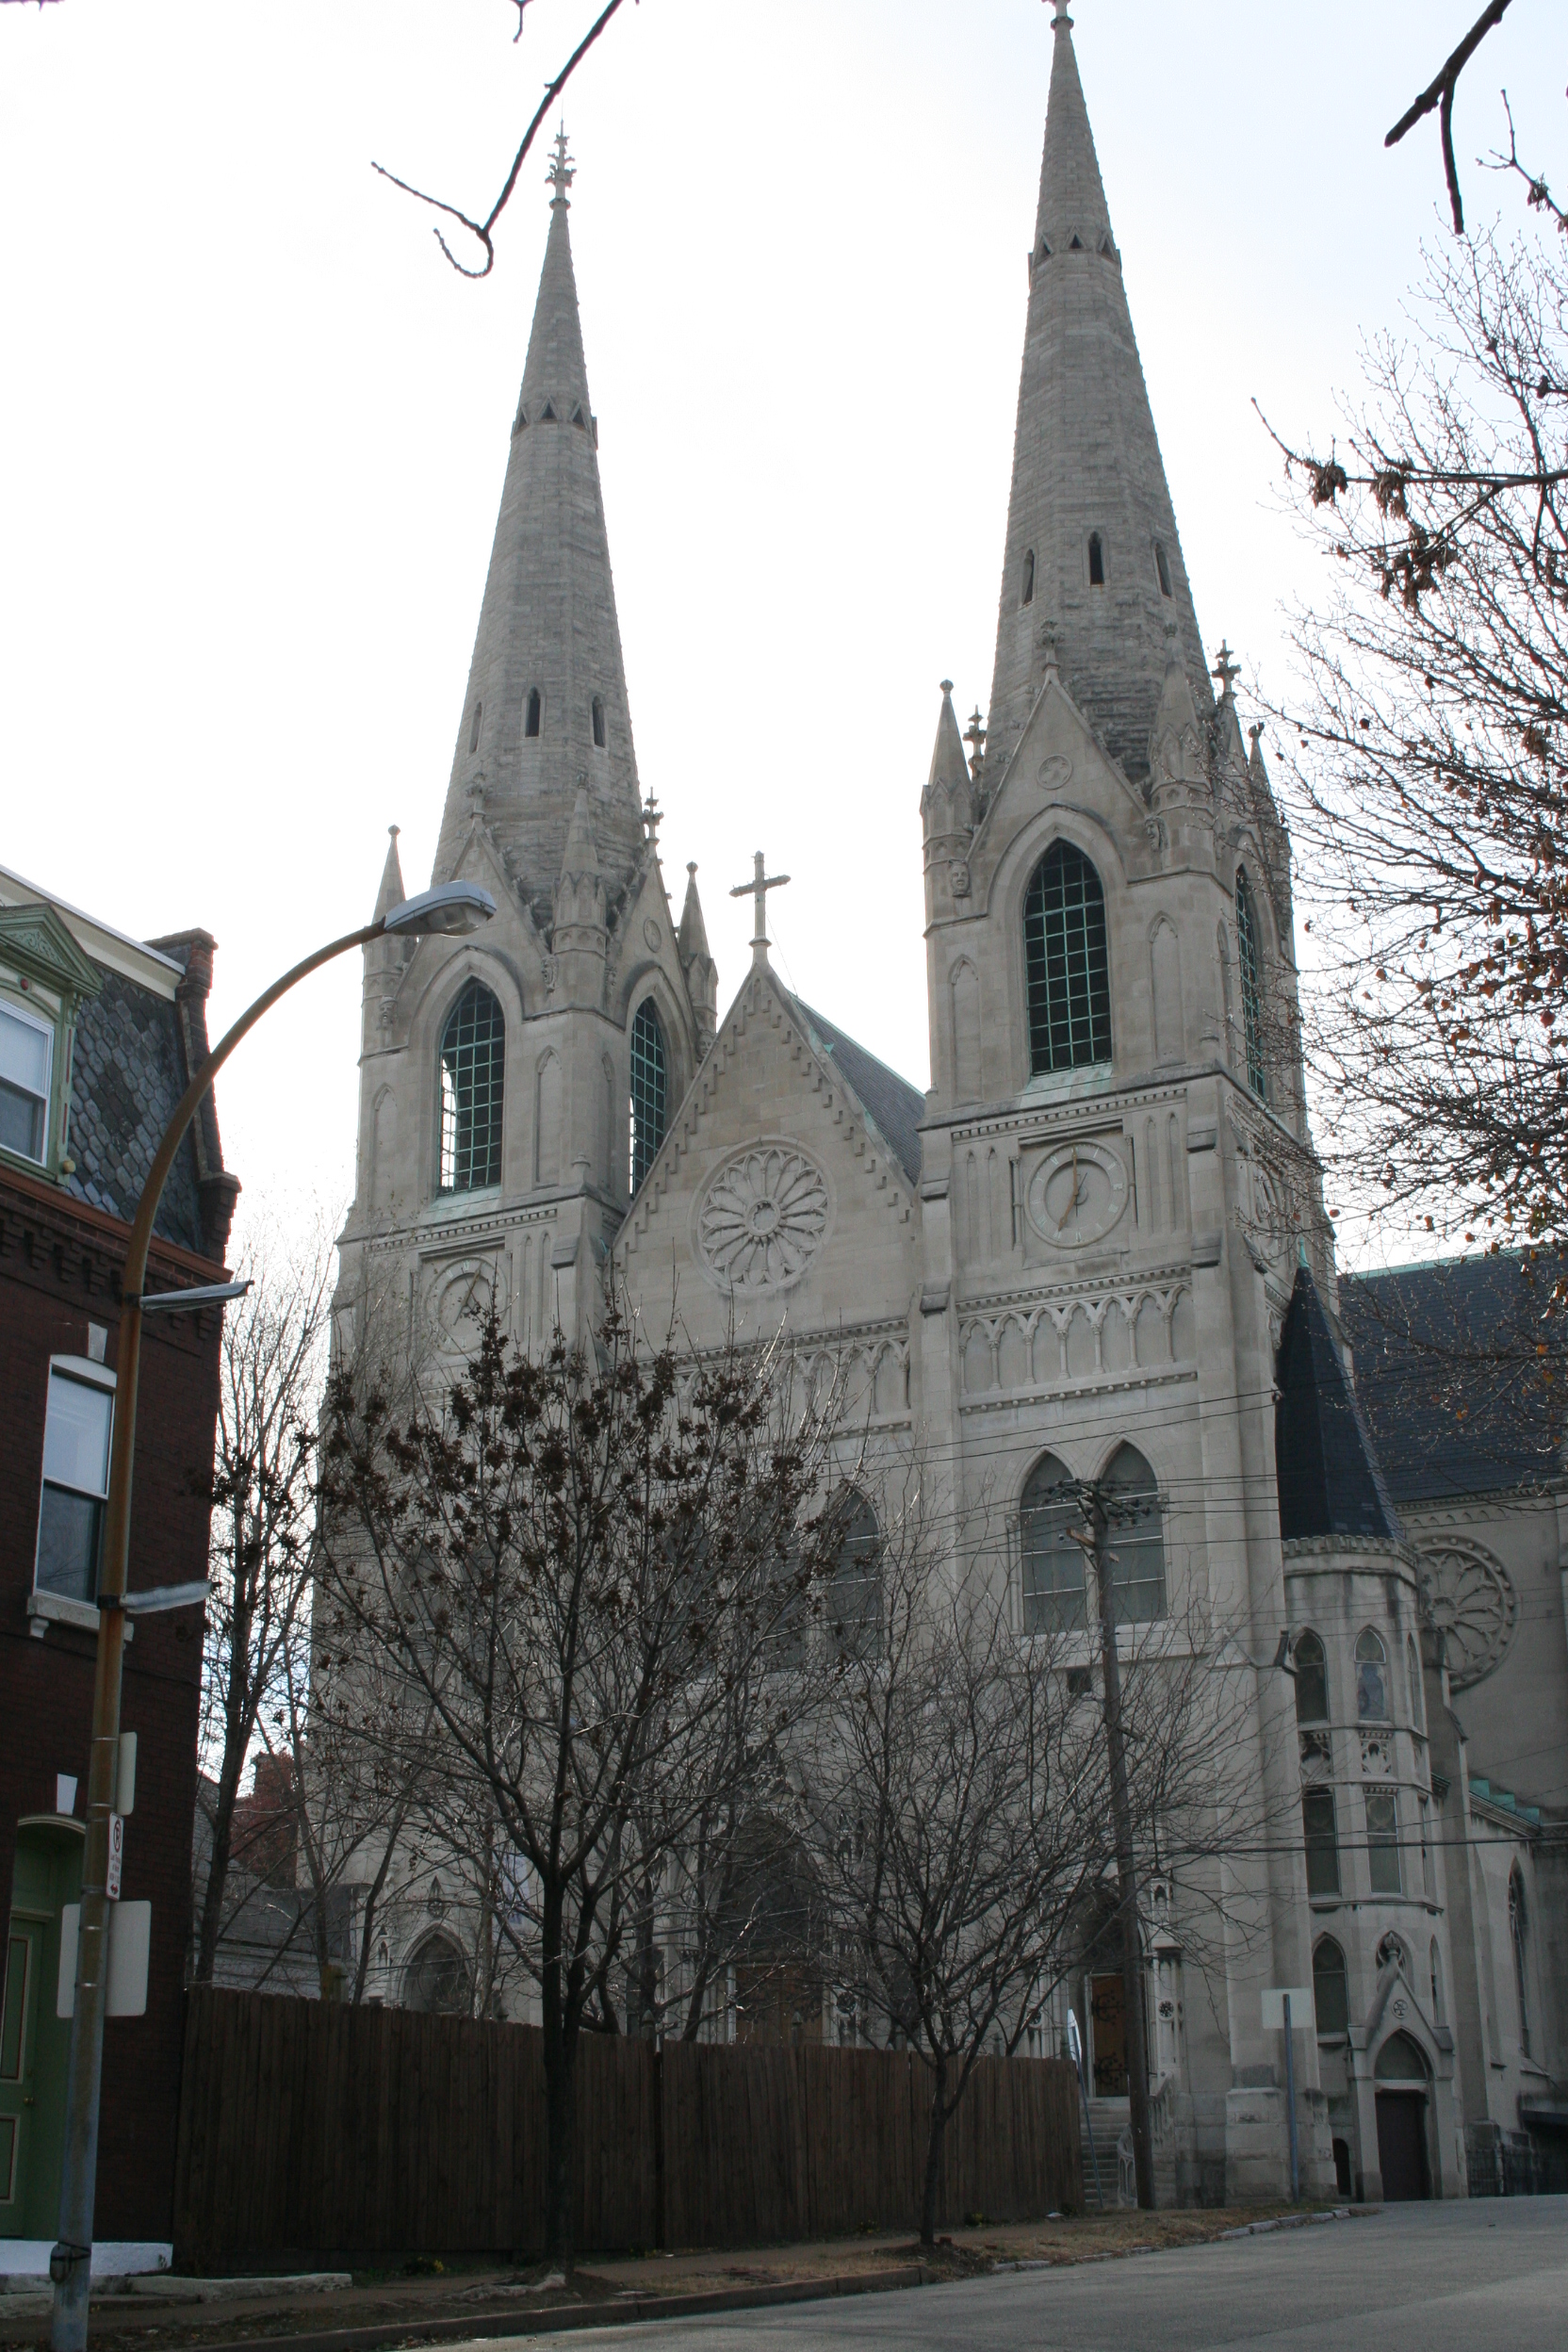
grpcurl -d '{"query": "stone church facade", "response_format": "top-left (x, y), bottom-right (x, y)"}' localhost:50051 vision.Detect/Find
top-left (332, 12), bottom-right (1565, 2206)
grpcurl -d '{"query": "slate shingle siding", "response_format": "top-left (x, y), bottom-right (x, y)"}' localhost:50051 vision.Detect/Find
top-left (64, 962), bottom-right (205, 1253)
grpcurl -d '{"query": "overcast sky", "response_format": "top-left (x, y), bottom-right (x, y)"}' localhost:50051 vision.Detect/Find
top-left (2, 0), bottom-right (1560, 1269)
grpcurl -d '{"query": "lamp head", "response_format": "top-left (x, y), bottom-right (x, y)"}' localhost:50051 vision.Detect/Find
top-left (382, 882), bottom-right (498, 938)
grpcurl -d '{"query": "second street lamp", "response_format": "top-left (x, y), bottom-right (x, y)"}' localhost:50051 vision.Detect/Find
top-left (50, 880), bottom-right (494, 2352)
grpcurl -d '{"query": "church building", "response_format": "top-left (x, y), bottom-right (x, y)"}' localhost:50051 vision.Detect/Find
top-left (333, 6), bottom-right (1565, 2207)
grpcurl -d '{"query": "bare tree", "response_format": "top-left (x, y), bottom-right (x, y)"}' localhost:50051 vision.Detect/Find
top-left (315, 1302), bottom-right (846, 2261)
top-left (191, 1216), bottom-right (331, 1984)
top-left (1265, 219), bottom-right (1568, 1269)
top-left (801, 1470), bottom-right (1110, 2250)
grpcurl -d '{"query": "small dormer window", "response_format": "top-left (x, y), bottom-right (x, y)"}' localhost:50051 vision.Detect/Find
top-left (0, 999), bottom-right (53, 1164)
top-left (468, 700), bottom-right (482, 754)
top-left (525, 687), bottom-right (542, 739)
top-left (1087, 532), bottom-right (1105, 586)
top-left (591, 695), bottom-right (606, 748)
top-left (541, 400), bottom-right (557, 421)
top-left (1021, 549), bottom-right (1036, 607)
top-left (1068, 234), bottom-right (1083, 251)
top-left (571, 405), bottom-right (587, 429)
top-left (1154, 542), bottom-right (1172, 598)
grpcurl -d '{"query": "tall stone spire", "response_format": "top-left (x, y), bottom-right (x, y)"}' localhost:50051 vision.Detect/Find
top-left (433, 130), bottom-right (645, 893)
top-left (986, 4), bottom-right (1210, 786)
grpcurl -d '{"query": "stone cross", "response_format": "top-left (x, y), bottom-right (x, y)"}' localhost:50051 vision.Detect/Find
top-left (730, 851), bottom-right (791, 969)
top-left (547, 124), bottom-right (575, 205)
top-left (1211, 640), bottom-right (1240, 695)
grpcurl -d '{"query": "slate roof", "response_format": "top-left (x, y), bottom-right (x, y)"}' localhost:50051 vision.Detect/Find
top-left (1275, 1266), bottom-right (1402, 1543)
top-left (1341, 1255), bottom-right (1568, 1506)
top-left (66, 956), bottom-right (206, 1253)
top-left (792, 1000), bottom-right (924, 1188)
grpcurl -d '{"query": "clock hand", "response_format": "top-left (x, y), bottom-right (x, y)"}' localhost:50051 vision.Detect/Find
top-left (1057, 1150), bottom-right (1082, 1231)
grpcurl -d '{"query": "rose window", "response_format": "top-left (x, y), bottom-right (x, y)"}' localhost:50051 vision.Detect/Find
top-left (1417, 1541), bottom-right (1519, 1688)
top-left (697, 1144), bottom-right (829, 1291)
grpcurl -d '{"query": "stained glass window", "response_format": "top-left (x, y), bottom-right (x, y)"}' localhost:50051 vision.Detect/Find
top-left (438, 980), bottom-right (504, 1193)
top-left (1235, 870), bottom-right (1266, 1099)
top-left (1024, 842), bottom-right (1112, 1075)
top-left (629, 998), bottom-right (667, 1195)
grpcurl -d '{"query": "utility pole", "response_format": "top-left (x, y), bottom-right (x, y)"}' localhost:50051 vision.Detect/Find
top-left (1076, 1482), bottom-right (1155, 2211)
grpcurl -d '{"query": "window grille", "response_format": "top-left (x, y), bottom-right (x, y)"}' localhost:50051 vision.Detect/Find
top-left (438, 980), bottom-right (504, 1193)
top-left (1302, 1786), bottom-right (1340, 1896)
top-left (826, 1493), bottom-right (882, 1662)
top-left (1019, 1453), bottom-right (1084, 1631)
top-left (1234, 870), bottom-right (1267, 1099)
top-left (35, 1366), bottom-right (114, 1603)
top-left (0, 1000), bottom-right (53, 1164)
top-left (1292, 1630), bottom-right (1330, 1723)
top-left (1099, 1445), bottom-right (1166, 1623)
top-left (629, 998), bottom-right (667, 1195)
top-left (1024, 842), bottom-right (1112, 1074)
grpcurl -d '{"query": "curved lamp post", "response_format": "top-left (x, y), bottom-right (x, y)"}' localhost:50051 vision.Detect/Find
top-left (50, 880), bottom-right (494, 2352)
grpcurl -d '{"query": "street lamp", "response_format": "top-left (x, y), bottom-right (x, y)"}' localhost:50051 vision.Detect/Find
top-left (50, 881), bottom-right (494, 2352)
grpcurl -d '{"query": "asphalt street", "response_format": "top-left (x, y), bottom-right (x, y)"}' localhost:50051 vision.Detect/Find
top-left (503, 2197), bottom-right (1568, 2352)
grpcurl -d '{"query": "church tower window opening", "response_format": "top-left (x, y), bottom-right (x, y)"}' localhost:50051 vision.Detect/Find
top-left (1302, 1786), bottom-right (1340, 1897)
top-left (1312, 1935), bottom-right (1349, 2034)
top-left (1024, 841), bottom-right (1112, 1076)
top-left (1020, 1452), bottom-right (1082, 1632)
top-left (629, 997), bottom-right (667, 1195)
top-left (1365, 1788), bottom-right (1401, 1895)
top-left (438, 980), bottom-right (505, 1194)
top-left (1087, 531), bottom-right (1105, 585)
top-left (1355, 1628), bottom-right (1389, 1721)
top-left (1100, 1444), bottom-right (1165, 1623)
top-left (592, 695), bottom-right (606, 748)
top-left (1292, 1630), bottom-right (1329, 1723)
top-left (1021, 548), bottom-right (1035, 606)
top-left (1406, 1634), bottom-right (1425, 1733)
top-left (525, 687), bottom-right (542, 739)
top-left (1235, 869), bottom-right (1266, 1100)
top-left (468, 700), bottom-right (482, 754)
top-left (1154, 541), bottom-right (1172, 598)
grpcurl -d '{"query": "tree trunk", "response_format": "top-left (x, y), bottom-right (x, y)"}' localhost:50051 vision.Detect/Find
top-left (919, 2055), bottom-right (948, 2250)
top-left (193, 1750), bottom-right (243, 1983)
top-left (1088, 1490), bottom-right (1156, 2212)
top-left (537, 1890), bottom-right (576, 2262)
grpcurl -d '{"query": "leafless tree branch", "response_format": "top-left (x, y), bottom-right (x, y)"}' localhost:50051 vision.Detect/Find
top-left (1384, 0), bottom-right (1517, 235)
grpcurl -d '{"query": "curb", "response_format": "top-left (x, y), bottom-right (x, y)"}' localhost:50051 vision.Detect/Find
top-left (177, 2265), bottom-right (931, 2352)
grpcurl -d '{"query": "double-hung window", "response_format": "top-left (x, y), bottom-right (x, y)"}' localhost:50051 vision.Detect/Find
top-left (0, 999), bottom-right (53, 1165)
top-left (35, 1362), bottom-right (115, 1605)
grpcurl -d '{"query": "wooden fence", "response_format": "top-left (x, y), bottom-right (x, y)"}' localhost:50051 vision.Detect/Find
top-left (172, 1987), bottom-right (1080, 2265)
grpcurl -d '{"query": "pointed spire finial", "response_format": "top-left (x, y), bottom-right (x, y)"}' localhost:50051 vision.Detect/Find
top-left (547, 122), bottom-right (575, 206)
top-left (643, 789), bottom-right (662, 849)
top-left (729, 850), bottom-right (791, 970)
top-left (1212, 640), bottom-right (1240, 696)
top-left (964, 706), bottom-right (987, 776)
top-left (1051, 0), bottom-right (1074, 27)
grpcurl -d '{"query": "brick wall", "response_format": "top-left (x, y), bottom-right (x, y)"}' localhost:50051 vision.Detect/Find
top-left (1, 1171), bottom-right (222, 2241)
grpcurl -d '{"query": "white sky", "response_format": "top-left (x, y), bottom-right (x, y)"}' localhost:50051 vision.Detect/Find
top-left (2, 0), bottom-right (1559, 1270)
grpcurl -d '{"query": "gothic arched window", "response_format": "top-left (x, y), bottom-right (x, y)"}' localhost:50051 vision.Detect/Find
top-left (1154, 541), bottom-right (1172, 598)
top-left (438, 980), bottom-right (505, 1194)
top-left (592, 694), bottom-right (606, 748)
top-left (1235, 869), bottom-right (1266, 1099)
top-left (629, 997), bottom-right (667, 1195)
top-left (826, 1491), bottom-right (882, 1662)
top-left (1087, 531), bottom-right (1105, 585)
top-left (1024, 841), bottom-right (1112, 1075)
top-left (1021, 548), bottom-right (1036, 606)
top-left (1313, 1935), bottom-right (1349, 2034)
top-left (403, 1933), bottom-right (473, 2016)
top-left (1355, 1627), bottom-right (1389, 1721)
top-left (1020, 1451), bottom-right (1083, 1632)
top-left (1510, 1867), bottom-right (1531, 2053)
top-left (1293, 1629), bottom-right (1329, 1724)
top-left (525, 686), bottom-right (542, 739)
top-left (1101, 1443), bottom-right (1165, 1624)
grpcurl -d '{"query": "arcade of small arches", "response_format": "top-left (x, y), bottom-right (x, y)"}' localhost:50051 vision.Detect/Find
top-left (433, 978), bottom-right (671, 1203)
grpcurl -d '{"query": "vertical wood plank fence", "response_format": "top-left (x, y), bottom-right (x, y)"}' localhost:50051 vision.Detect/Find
top-left (172, 1987), bottom-right (1080, 2266)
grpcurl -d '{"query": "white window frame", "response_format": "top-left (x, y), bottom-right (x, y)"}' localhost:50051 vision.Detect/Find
top-left (0, 991), bottom-right (56, 1168)
top-left (28, 1355), bottom-right (118, 1637)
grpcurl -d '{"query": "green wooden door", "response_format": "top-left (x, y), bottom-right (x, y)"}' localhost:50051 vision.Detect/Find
top-left (0, 1919), bottom-right (42, 2234)
top-left (3, 1825), bottom-right (83, 2238)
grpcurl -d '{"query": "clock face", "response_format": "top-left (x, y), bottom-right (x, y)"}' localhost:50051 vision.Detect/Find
top-left (1026, 1141), bottom-right (1129, 1249)
top-left (433, 1257), bottom-right (506, 1350)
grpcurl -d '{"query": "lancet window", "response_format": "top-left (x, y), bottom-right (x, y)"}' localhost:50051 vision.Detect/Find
top-left (525, 687), bottom-right (542, 739)
top-left (1235, 869), bottom-right (1266, 1099)
top-left (438, 980), bottom-right (505, 1194)
top-left (1293, 1630), bottom-right (1329, 1724)
top-left (1023, 841), bottom-right (1112, 1075)
top-left (629, 997), bottom-right (667, 1195)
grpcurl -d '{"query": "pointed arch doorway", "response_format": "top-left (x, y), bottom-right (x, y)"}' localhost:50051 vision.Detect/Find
top-left (1374, 2032), bottom-right (1431, 2200)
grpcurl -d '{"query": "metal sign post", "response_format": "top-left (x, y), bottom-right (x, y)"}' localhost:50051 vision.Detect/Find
top-left (1282, 1995), bottom-right (1299, 2203)
top-left (1261, 1984), bottom-right (1313, 2204)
